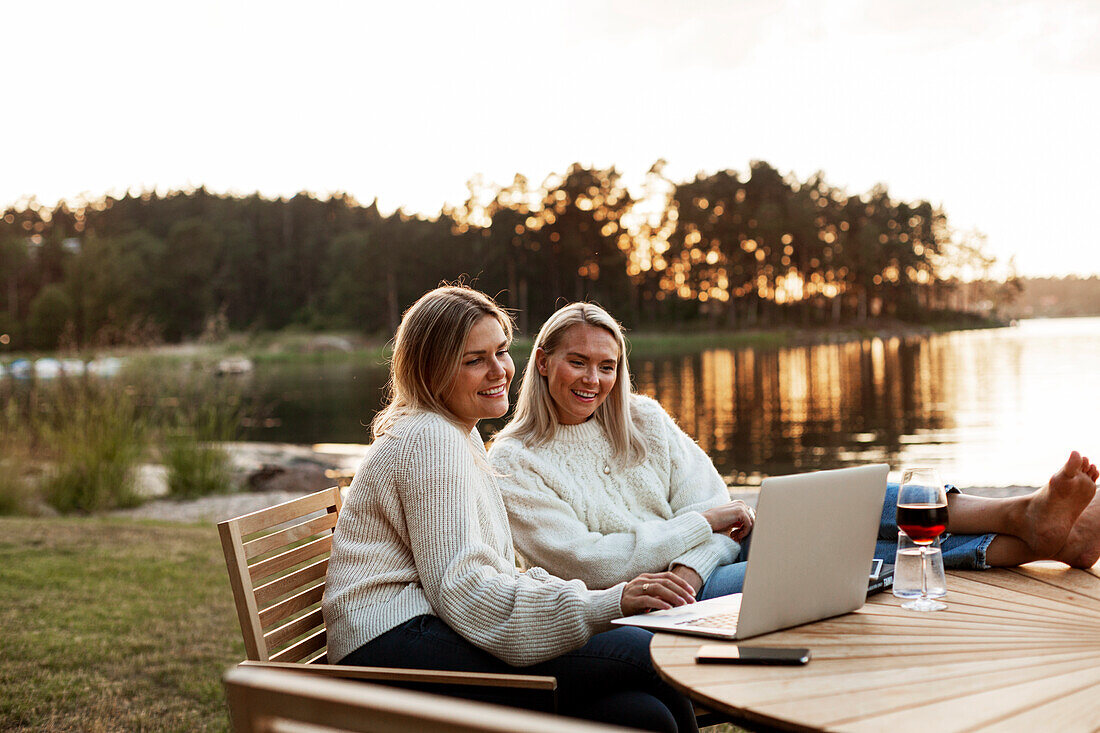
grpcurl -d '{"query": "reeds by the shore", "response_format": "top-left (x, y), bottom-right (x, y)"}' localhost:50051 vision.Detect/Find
top-left (0, 371), bottom-right (246, 515)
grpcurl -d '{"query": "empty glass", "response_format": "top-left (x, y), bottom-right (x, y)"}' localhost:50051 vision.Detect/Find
top-left (894, 531), bottom-right (947, 600)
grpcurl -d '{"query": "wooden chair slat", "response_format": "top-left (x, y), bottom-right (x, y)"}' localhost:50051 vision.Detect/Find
top-left (261, 718), bottom-right (319, 733)
top-left (259, 584), bottom-right (325, 630)
top-left (255, 558), bottom-right (329, 608)
top-left (244, 513), bottom-right (339, 560)
top-left (265, 608), bottom-right (325, 652)
top-left (218, 518), bottom-right (269, 660)
top-left (303, 649), bottom-right (328, 665)
top-left (269, 628), bottom-right (327, 663)
top-left (249, 535), bottom-right (333, 583)
top-left (235, 488), bottom-right (341, 537)
top-left (239, 661), bottom-right (559, 690)
top-left (224, 667), bottom-right (629, 733)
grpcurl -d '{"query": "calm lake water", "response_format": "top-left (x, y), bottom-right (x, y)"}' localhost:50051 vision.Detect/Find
top-left (244, 317), bottom-right (1100, 489)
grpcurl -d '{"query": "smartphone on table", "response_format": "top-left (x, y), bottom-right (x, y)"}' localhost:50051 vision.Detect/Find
top-left (695, 645), bottom-right (811, 665)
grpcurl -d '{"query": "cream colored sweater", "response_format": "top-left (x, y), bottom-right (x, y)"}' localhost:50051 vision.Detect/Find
top-left (322, 410), bottom-right (625, 667)
top-left (489, 394), bottom-right (739, 590)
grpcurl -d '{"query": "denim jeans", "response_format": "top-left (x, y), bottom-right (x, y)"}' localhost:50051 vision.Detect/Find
top-left (339, 615), bottom-right (698, 733)
top-left (698, 482), bottom-right (995, 600)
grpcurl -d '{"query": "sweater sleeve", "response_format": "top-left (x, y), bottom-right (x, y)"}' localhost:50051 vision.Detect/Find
top-left (654, 401), bottom-right (742, 580)
top-left (491, 440), bottom-right (714, 589)
top-left (396, 423), bottom-right (623, 667)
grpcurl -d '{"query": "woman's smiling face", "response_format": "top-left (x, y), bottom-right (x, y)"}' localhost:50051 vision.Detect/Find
top-left (443, 315), bottom-right (514, 432)
top-left (536, 323), bottom-right (620, 425)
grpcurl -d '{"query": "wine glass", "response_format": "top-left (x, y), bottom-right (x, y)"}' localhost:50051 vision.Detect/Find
top-left (896, 468), bottom-right (949, 612)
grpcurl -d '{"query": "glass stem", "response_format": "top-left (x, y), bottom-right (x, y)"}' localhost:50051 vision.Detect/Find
top-left (920, 547), bottom-right (929, 600)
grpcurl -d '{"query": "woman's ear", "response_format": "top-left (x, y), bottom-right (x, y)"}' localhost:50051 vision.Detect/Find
top-left (535, 347), bottom-right (549, 377)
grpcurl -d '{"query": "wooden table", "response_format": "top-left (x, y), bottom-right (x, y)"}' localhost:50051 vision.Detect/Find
top-left (651, 564), bottom-right (1100, 732)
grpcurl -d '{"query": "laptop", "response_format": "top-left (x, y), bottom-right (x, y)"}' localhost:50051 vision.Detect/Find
top-left (612, 464), bottom-right (889, 640)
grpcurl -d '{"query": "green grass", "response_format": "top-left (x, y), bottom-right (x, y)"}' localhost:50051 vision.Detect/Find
top-left (0, 379), bottom-right (148, 515)
top-left (163, 440), bottom-right (234, 499)
top-left (622, 316), bottom-right (1009, 356)
top-left (0, 465), bottom-right (29, 515)
top-left (0, 517), bottom-right (749, 732)
top-left (159, 392), bottom-right (242, 500)
top-left (0, 517), bottom-right (243, 732)
top-left (42, 387), bottom-right (146, 513)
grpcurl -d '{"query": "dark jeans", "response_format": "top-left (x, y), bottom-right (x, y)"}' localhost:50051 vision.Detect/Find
top-left (340, 615), bottom-right (698, 733)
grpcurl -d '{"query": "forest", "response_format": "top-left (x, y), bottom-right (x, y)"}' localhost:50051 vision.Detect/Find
top-left (0, 160), bottom-right (1013, 350)
top-left (999, 276), bottom-right (1100, 318)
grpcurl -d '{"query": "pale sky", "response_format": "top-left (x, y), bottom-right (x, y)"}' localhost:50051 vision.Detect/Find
top-left (3, 0), bottom-right (1098, 277)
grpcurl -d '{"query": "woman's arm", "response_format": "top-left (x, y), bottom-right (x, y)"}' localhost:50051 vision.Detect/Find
top-left (396, 421), bottom-right (623, 667)
top-left (653, 399), bottom-right (745, 580)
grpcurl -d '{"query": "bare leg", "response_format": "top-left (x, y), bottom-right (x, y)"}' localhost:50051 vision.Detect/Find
top-left (984, 536), bottom-right (1040, 567)
top-left (947, 452), bottom-right (1097, 560)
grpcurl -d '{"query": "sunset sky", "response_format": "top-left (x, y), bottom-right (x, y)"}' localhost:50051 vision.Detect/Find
top-left (3, 0), bottom-right (1098, 277)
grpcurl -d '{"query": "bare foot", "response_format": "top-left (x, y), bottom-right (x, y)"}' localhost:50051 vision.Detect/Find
top-left (1055, 456), bottom-right (1100, 567)
top-left (1022, 452), bottom-right (1097, 558)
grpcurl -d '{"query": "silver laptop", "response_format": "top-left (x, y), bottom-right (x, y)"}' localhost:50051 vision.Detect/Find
top-left (612, 464), bottom-right (888, 640)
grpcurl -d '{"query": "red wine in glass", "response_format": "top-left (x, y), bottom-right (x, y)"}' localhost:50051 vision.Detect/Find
top-left (897, 468), bottom-right (950, 612)
top-left (896, 503), bottom-right (949, 544)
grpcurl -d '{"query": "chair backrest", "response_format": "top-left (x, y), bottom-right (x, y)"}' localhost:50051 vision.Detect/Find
top-left (223, 666), bottom-right (636, 733)
top-left (218, 487), bottom-right (343, 664)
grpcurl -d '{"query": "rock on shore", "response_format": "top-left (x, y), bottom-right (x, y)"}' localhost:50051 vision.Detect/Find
top-left (111, 442), bottom-right (367, 524)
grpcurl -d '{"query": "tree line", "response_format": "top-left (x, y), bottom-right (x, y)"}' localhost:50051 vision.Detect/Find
top-left (997, 276), bottom-right (1100, 319)
top-left (0, 160), bottom-right (1008, 350)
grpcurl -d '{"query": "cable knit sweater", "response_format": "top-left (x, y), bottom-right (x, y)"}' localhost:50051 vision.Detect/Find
top-left (489, 394), bottom-right (740, 590)
top-left (322, 410), bottom-right (625, 667)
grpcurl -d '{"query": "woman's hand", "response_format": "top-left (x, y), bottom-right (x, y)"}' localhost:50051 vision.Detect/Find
top-left (620, 572), bottom-right (696, 616)
top-left (702, 500), bottom-right (755, 541)
top-left (670, 564), bottom-right (705, 594)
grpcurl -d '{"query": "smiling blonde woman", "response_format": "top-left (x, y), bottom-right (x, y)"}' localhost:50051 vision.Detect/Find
top-left (491, 302), bottom-right (754, 596)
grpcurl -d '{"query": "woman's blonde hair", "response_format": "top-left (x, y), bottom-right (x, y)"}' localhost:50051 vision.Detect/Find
top-left (497, 302), bottom-right (646, 464)
top-left (372, 285), bottom-right (513, 438)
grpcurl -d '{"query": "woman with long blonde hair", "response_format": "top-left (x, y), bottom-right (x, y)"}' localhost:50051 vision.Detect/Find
top-left (323, 286), bottom-right (700, 732)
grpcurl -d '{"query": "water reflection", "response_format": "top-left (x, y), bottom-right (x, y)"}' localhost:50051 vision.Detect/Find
top-left (246, 317), bottom-right (1100, 489)
top-left (634, 337), bottom-right (954, 484)
top-left (635, 318), bottom-right (1099, 487)
top-left (244, 362), bottom-right (389, 445)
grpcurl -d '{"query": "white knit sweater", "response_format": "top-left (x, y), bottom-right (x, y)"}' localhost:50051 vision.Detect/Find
top-left (322, 410), bottom-right (625, 667)
top-left (489, 394), bottom-right (739, 590)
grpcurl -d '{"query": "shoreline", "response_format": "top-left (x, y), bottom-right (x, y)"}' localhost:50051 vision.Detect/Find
top-left (2, 315), bottom-right (1012, 366)
top-left (108, 440), bottom-right (1040, 524)
top-left (110, 484), bottom-right (1040, 525)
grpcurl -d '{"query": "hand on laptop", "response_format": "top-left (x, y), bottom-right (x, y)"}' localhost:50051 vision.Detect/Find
top-left (621, 572), bottom-right (696, 615)
top-left (702, 500), bottom-right (755, 541)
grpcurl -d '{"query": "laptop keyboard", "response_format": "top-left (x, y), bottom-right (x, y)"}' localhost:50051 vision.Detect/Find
top-left (676, 612), bottom-right (740, 629)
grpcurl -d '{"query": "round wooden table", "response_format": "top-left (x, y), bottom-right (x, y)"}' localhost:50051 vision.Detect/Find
top-left (651, 564), bottom-right (1100, 732)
